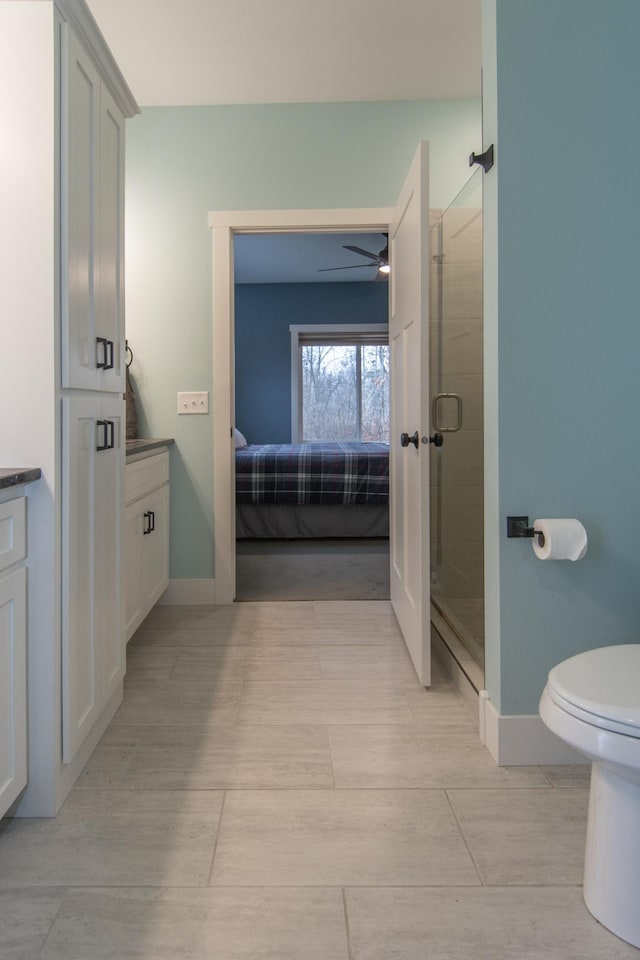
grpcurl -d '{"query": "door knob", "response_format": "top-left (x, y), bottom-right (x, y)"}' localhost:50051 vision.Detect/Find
top-left (400, 431), bottom-right (419, 448)
top-left (421, 432), bottom-right (444, 447)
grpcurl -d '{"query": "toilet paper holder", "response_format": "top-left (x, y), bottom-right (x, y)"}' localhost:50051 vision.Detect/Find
top-left (506, 516), bottom-right (546, 548)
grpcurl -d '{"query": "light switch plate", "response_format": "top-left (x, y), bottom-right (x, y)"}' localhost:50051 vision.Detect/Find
top-left (177, 391), bottom-right (209, 414)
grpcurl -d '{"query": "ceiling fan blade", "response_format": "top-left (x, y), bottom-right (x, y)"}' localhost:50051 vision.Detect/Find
top-left (342, 244), bottom-right (380, 262)
top-left (317, 263), bottom-right (376, 272)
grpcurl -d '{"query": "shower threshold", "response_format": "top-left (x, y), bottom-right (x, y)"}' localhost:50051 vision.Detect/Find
top-left (430, 595), bottom-right (484, 693)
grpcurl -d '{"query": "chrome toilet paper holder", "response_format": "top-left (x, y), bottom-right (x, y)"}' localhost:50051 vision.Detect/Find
top-left (506, 516), bottom-right (546, 548)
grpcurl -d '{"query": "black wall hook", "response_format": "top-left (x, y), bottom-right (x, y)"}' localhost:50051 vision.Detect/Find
top-left (506, 516), bottom-right (546, 548)
top-left (469, 144), bottom-right (494, 172)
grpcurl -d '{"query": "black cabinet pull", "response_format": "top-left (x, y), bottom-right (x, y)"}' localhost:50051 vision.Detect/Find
top-left (96, 419), bottom-right (115, 452)
top-left (143, 510), bottom-right (155, 535)
top-left (96, 337), bottom-right (115, 370)
top-left (96, 419), bottom-right (108, 451)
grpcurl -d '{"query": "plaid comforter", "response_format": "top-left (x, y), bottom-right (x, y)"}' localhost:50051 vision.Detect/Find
top-left (235, 442), bottom-right (389, 505)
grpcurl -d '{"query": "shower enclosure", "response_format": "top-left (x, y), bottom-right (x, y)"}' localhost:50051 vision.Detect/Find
top-left (429, 169), bottom-right (484, 682)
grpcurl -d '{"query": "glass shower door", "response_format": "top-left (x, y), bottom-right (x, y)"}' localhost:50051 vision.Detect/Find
top-left (429, 169), bottom-right (484, 672)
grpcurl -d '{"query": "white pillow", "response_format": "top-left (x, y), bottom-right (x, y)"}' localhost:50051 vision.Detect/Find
top-left (234, 428), bottom-right (248, 449)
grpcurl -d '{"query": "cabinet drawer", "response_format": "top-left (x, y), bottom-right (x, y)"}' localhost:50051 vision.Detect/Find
top-left (125, 452), bottom-right (169, 505)
top-left (0, 498), bottom-right (26, 572)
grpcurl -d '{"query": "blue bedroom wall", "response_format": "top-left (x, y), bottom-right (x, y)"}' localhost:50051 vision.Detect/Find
top-left (235, 282), bottom-right (389, 444)
top-left (483, 0), bottom-right (640, 716)
top-left (125, 98), bottom-right (480, 580)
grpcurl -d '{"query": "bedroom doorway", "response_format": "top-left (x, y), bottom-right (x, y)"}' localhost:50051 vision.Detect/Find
top-left (210, 143), bottom-right (432, 684)
top-left (232, 238), bottom-right (391, 602)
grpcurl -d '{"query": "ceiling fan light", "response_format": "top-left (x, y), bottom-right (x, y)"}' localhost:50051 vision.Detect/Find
top-left (378, 262), bottom-right (391, 275)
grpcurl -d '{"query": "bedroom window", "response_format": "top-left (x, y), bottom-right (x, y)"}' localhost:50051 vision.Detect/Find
top-left (290, 324), bottom-right (389, 442)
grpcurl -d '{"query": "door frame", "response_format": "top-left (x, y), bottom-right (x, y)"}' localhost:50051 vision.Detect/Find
top-left (208, 208), bottom-right (393, 604)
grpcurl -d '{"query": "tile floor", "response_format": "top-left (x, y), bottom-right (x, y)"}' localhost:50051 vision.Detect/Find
top-left (1, 601), bottom-right (638, 958)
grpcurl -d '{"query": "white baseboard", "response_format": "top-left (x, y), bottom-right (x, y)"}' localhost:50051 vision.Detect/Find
top-left (479, 691), bottom-right (585, 766)
top-left (158, 579), bottom-right (216, 605)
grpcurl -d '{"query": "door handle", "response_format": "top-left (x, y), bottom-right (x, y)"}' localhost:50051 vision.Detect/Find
top-left (432, 392), bottom-right (462, 432)
top-left (400, 431), bottom-right (419, 448)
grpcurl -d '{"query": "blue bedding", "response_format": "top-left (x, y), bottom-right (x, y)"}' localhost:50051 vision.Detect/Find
top-left (235, 442), bottom-right (389, 506)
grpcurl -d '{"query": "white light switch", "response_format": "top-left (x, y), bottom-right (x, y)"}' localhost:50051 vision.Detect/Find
top-left (177, 391), bottom-right (209, 414)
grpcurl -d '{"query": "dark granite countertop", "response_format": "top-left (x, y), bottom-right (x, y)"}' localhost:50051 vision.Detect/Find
top-left (0, 468), bottom-right (42, 490)
top-left (125, 438), bottom-right (174, 457)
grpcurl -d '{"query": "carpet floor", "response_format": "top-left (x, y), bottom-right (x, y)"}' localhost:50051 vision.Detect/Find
top-left (235, 538), bottom-right (390, 601)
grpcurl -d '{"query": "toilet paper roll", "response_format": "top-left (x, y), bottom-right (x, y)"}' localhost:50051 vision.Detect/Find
top-left (532, 519), bottom-right (588, 561)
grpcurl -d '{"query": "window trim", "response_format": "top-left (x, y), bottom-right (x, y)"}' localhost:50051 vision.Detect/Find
top-left (289, 323), bottom-right (389, 442)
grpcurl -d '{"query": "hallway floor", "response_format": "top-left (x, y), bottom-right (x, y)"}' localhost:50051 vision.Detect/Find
top-left (0, 601), bottom-right (636, 958)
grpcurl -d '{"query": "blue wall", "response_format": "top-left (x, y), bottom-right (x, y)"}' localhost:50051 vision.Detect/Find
top-left (235, 282), bottom-right (388, 443)
top-left (484, 0), bottom-right (640, 715)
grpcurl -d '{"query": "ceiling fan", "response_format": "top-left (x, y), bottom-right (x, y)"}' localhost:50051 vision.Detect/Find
top-left (318, 235), bottom-right (390, 279)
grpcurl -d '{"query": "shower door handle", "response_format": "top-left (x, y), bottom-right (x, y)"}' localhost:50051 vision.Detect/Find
top-left (432, 393), bottom-right (463, 432)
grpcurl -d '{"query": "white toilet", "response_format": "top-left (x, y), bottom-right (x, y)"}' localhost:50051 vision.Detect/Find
top-left (539, 644), bottom-right (640, 948)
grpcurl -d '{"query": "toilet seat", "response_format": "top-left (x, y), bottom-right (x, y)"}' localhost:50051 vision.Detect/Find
top-left (546, 644), bottom-right (640, 739)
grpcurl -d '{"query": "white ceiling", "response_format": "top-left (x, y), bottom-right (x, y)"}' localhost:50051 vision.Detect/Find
top-left (84, 0), bottom-right (481, 282)
top-left (85, 0), bottom-right (481, 107)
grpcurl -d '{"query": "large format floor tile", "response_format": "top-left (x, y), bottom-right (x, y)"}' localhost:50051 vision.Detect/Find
top-left (39, 887), bottom-right (350, 960)
top-left (329, 725), bottom-right (551, 789)
top-left (112, 681), bottom-right (243, 726)
top-left (0, 888), bottom-right (66, 960)
top-left (0, 791), bottom-right (223, 887)
top-left (119, 724), bottom-right (334, 790)
top-left (211, 789), bottom-right (480, 886)
top-left (448, 787), bottom-right (589, 884)
top-left (345, 887), bottom-right (640, 959)
top-left (236, 678), bottom-right (416, 724)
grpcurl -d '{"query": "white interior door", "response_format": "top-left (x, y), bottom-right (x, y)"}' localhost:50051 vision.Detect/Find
top-left (389, 142), bottom-right (431, 685)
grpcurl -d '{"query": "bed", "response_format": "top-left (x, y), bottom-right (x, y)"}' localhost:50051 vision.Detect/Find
top-left (235, 441), bottom-right (389, 539)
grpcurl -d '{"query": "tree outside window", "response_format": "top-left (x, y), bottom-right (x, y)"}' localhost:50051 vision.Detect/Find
top-left (301, 342), bottom-right (389, 442)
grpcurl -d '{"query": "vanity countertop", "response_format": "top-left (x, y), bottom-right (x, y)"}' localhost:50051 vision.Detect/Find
top-left (125, 438), bottom-right (175, 458)
top-left (0, 468), bottom-right (42, 490)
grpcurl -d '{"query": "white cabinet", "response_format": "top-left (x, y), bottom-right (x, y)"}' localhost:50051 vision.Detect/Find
top-left (125, 452), bottom-right (170, 640)
top-left (0, 1), bottom-right (137, 814)
top-left (0, 498), bottom-right (27, 817)
top-left (61, 24), bottom-right (125, 394)
top-left (62, 398), bottom-right (125, 763)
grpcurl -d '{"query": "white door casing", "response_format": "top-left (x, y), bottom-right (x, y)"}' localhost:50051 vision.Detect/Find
top-left (209, 209), bottom-right (392, 605)
top-left (389, 142), bottom-right (431, 685)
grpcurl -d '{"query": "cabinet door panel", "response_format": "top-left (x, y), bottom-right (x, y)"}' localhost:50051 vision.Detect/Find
top-left (96, 398), bottom-right (125, 699)
top-left (61, 25), bottom-right (100, 391)
top-left (0, 567), bottom-right (27, 816)
top-left (62, 397), bottom-right (124, 763)
top-left (62, 398), bottom-right (98, 763)
top-left (97, 84), bottom-right (125, 393)
top-left (124, 502), bottom-right (144, 641)
top-left (61, 25), bottom-right (125, 394)
top-left (143, 484), bottom-right (170, 609)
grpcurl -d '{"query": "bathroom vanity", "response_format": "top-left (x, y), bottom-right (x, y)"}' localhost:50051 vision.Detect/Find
top-left (125, 440), bottom-right (173, 640)
top-left (0, 469), bottom-right (41, 818)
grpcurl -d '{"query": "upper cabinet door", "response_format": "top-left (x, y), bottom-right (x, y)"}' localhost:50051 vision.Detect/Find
top-left (96, 83), bottom-right (125, 392)
top-left (61, 25), bottom-right (125, 393)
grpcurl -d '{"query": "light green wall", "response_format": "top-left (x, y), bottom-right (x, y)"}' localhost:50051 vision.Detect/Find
top-left (484, 0), bottom-right (640, 715)
top-left (125, 99), bottom-right (481, 579)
